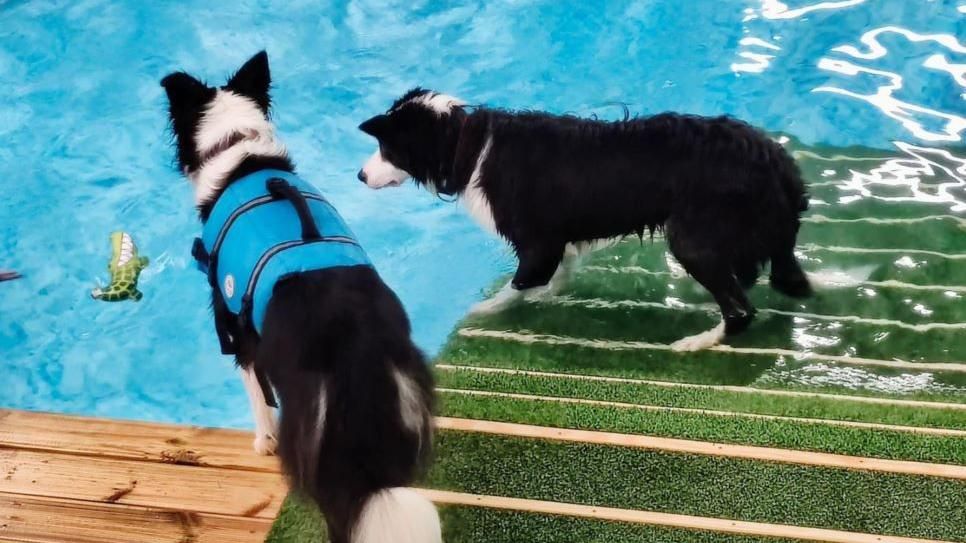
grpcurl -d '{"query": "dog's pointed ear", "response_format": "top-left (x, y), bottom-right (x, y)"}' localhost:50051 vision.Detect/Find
top-left (160, 72), bottom-right (212, 110)
top-left (226, 51), bottom-right (271, 112)
top-left (359, 114), bottom-right (390, 138)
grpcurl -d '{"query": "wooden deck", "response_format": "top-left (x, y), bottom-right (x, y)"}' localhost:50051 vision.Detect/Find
top-left (0, 409), bottom-right (285, 543)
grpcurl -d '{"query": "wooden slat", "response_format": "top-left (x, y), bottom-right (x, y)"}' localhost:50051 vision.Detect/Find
top-left (436, 418), bottom-right (966, 480)
top-left (420, 489), bottom-right (955, 543)
top-left (0, 494), bottom-right (271, 543)
top-left (0, 410), bottom-right (277, 473)
top-left (0, 449), bottom-right (286, 519)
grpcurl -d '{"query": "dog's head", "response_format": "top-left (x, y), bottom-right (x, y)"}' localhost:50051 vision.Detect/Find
top-left (161, 51), bottom-right (284, 203)
top-left (357, 88), bottom-right (465, 193)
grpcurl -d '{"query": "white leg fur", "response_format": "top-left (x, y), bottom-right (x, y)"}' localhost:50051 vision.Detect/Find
top-left (469, 279), bottom-right (524, 315)
top-left (470, 253), bottom-right (577, 315)
top-left (240, 366), bottom-right (278, 456)
top-left (353, 488), bottom-right (442, 543)
top-left (393, 368), bottom-right (427, 439)
top-left (671, 320), bottom-right (727, 352)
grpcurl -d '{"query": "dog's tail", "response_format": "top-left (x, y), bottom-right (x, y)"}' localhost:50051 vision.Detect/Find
top-left (353, 487), bottom-right (442, 543)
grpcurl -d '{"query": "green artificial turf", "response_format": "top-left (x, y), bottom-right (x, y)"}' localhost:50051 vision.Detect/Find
top-left (268, 497), bottom-right (812, 543)
top-left (462, 298), bottom-right (966, 364)
top-left (269, 432), bottom-right (966, 542)
top-left (436, 366), bottom-right (966, 429)
top-left (429, 433), bottom-right (966, 541)
top-left (440, 335), bottom-right (966, 398)
top-left (437, 393), bottom-right (966, 465)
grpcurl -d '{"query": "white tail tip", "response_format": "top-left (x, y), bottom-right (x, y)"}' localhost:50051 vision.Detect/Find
top-left (353, 488), bottom-right (442, 543)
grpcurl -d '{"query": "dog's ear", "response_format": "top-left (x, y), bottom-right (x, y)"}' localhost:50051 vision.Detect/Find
top-left (226, 51), bottom-right (271, 112)
top-left (160, 72), bottom-right (213, 112)
top-left (359, 114), bottom-right (390, 138)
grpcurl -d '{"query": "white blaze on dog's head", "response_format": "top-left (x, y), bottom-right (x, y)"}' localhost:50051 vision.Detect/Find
top-left (357, 88), bottom-right (465, 190)
top-left (409, 91), bottom-right (464, 115)
top-left (360, 148), bottom-right (409, 189)
top-left (161, 51), bottom-right (287, 206)
top-left (190, 89), bottom-right (286, 204)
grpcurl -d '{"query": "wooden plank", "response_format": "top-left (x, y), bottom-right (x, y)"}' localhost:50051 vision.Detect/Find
top-left (437, 388), bottom-right (966, 436)
top-left (436, 418), bottom-right (966, 480)
top-left (0, 494), bottom-right (271, 543)
top-left (7, 409), bottom-right (964, 481)
top-left (435, 364), bottom-right (966, 411)
top-left (0, 410), bottom-right (278, 473)
top-left (0, 449), bottom-right (286, 519)
top-left (420, 489), bottom-right (955, 543)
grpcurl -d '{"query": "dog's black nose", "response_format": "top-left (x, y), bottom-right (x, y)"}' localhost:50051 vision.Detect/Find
top-left (357, 170), bottom-right (367, 183)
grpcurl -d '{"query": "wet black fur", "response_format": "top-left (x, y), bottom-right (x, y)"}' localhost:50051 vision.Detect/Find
top-left (361, 89), bottom-right (812, 335)
top-left (162, 54), bottom-right (435, 543)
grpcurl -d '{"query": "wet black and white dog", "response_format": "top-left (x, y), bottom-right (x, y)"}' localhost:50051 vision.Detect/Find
top-left (162, 54), bottom-right (440, 543)
top-left (358, 89), bottom-right (812, 350)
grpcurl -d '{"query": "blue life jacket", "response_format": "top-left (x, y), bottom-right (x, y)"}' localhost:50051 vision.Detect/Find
top-left (192, 169), bottom-right (371, 343)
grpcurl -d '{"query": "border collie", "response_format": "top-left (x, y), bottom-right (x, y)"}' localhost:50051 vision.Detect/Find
top-left (161, 54), bottom-right (441, 543)
top-left (357, 89), bottom-right (812, 350)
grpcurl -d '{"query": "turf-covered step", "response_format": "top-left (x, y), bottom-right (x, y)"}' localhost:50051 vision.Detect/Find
top-left (435, 365), bottom-right (966, 430)
top-left (435, 390), bottom-right (966, 465)
top-left (268, 497), bottom-right (816, 543)
top-left (428, 432), bottom-right (966, 542)
top-left (461, 299), bottom-right (966, 364)
top-left (566, 266), bottom-right (966, 325)
top-left (440, 334), bottom-right (966, 400)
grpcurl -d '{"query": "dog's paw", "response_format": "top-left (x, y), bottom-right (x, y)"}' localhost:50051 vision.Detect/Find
top-left (253, 433), bottom-right (278, 456)
top-left (469, 298), bottom-right (509, 316)
top-left (522, 285), bottom-right (554, 301)
top-left (469, 289), bottom-right (523, 315)
top-left (671, 322), bottom-right (726, 352)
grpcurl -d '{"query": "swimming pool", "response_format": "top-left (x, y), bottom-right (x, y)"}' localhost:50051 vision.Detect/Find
top-left (1, 0), bottom-right (963, 428)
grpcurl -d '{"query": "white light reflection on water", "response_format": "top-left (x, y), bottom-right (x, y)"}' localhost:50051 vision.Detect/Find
top-left (829, 142), bottom-right (966, 212)
top-left (758, 363), bottom-right (965, 395)
top-left (759, 0), bottom-right (866, 20)
top-left (815, 26), bottom-right (966, 143)
top-left (732, 37), bottom-right (782, 74)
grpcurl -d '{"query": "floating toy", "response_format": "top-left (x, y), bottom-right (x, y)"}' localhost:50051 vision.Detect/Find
top-left (91, 232), bottom-right (149, 302)
top-left (0, 270), bottom-right (20, 282)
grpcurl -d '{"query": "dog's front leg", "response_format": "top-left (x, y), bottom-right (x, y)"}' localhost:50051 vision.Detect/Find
top-left (469, 241), bottom-right (567, 315)
top-left (240, 366), bottom-right (278, 455)
top-left (512, 241), bottom-right (565, 290)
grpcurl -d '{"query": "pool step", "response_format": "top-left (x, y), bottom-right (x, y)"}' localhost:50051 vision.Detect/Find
top-left (423, 489), bottom-right (953, 543)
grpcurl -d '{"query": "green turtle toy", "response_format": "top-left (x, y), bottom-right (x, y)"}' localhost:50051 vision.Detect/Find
top-left (91, 232), bottom-right (149, 302)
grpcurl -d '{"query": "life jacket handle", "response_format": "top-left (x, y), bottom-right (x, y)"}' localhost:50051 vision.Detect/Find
top-left (266, 178), bottom-right (323, 241)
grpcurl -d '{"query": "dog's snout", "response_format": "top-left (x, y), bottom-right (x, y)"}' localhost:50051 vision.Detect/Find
top-left (357, 169), bottom-right (367, 184)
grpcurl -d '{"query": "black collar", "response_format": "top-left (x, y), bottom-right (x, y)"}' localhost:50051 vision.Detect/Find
top-left (199, 131), bottom-right (251, 164)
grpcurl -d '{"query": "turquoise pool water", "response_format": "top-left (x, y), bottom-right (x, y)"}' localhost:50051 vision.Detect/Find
top-left (0, 0), bottom-right (963, 427)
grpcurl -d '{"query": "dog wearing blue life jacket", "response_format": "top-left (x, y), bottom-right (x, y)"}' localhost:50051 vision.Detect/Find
top-left (161, 52), bottom-right (441, 543)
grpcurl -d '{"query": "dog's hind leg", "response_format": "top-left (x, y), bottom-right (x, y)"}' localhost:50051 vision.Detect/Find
top-left (667, 227), bottom-right (756, 351)
top-left (770, 246), bottom-right (812, 298)
top-left (240, 366), bottom-right (279, 455)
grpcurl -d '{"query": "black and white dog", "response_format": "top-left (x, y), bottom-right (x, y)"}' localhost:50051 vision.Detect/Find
top-left (358, 89), bottom-right (812, 350)
top-left (162, 54), bottom-right (441, 543)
